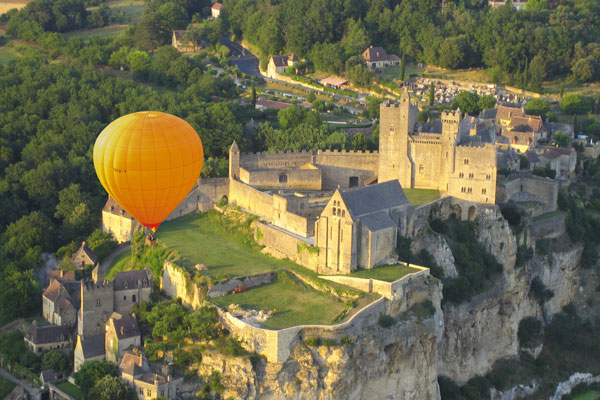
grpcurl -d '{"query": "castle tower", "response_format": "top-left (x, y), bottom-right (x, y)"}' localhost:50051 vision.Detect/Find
top-left (78, 279), bottom-right (114, 336)
top-left (378, 89), bottom-right (418, 187)
top-left (229, 141), bottom-right (240, 179)
top-left (439, 108), bottom-right (462, 190)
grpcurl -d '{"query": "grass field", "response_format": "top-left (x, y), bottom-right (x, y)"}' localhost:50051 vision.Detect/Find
top-left (211, 271), bottom-right (347, 329)
top-left (0, 376), bottom-right (16, 399)
top-left (92, 0), bottom-right (145, 23)
top-left (157, 213), bottom-right (296, 278)
top-left (349, 264), bottom-right (420, 282)
top-left (422, 66), bottom-right (492, 83)
top-left (573, 392), bottom-right (599, 400)
top-left (56, 381), bottom-right (83, 399)
top-left (64, 25), bottom-right (127, 40)
top-left (404, 188), bottom-right (440, 206)
top-left (0, 47), bottom-right (20, 65)
top-left (375, 63), bottom-right (425, 81)
top-left (105, 248), bottom-right (133, 279)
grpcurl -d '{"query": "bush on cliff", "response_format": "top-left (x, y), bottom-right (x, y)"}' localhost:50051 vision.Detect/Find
top-left (518, 317), bottom-right (543, 348)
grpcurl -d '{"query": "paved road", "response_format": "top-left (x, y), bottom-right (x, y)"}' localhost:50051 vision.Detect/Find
top-left (99, 243), bottom-right (131, 276)
top-left (0, 368), bottom-right (42, 399)
top-left (221, 38), bottom-right (260, 76)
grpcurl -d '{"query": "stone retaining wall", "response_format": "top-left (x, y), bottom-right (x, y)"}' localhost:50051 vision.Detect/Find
top-left (208, 273), bottom-right (275, 298)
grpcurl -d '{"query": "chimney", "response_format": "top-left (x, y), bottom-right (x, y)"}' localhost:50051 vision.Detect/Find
top-left (120, 209), bottom-right (124, 216)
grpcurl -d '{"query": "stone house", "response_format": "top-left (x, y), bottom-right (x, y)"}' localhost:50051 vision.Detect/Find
top-left (211, 2), bottom-right (222, 18)
top-left (24, 323), bottom-right (71, 354)
top-left (171, 30), bottom-right (209, 53)
top-left (495, 104), bottom-right (525, 127)
top-left (362, 46), bottom-right (400, 69)
top-left (113, 269), bottom-right (153, 315)
top-left (120, 352), bottom-right (183, 400)
top-left (46, 269), bottom-right (75, 284)
top-left (538, 147), bottom-right (577, 178)
top-left (489, 0), bottom-right (527, 9)
top-left (105, 313), bottom-right (141, 363)
top-left (102, 196), bottom-right (139, 243)
top-left (74, 334), bottom-right (105, 372)
top-left (315, 180), bottom-right (411, 274)
top-left (266, 54), bottom-right (298, 78)
top-left (43, 279), bottom-right (77, 328)
top-left (71, 241), bottom-right (98, 269)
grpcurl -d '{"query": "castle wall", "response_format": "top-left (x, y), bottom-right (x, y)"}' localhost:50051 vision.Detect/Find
top-left (447, 144), bottom-right (497, 205)
top-left (241, 167), bottom-right (322, 190)
top-left (229, 179), bottom-right (274, 219)
top-left (273, 208), bottom-right (313, 237)
top-left (361, 225), bottom-right (396, 269)
top-left (531, 212), bottom-right (566, 239)
top-left (314, 149), bottom-right (378, 189)
top-left (240, 151), bottom-right (313, 170)
top-left (410, 140), bottom-right (443, 190)
top-left (255, 222), bottom-right (319, 272)
top-left (498, 176), bottom-right (558, 211)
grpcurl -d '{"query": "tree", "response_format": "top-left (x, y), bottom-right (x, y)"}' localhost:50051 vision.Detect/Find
top-left (561, 94), bottom-right (593, 115)
top-left (529, 54), bottom-right (547, 92)
top-left (399, 53), bottom-right (406, 82)
top-left (86, 229), bottom-right (117, 262)
top-left (54, 184), bottom-right (97, 243)
top-left (572, 57), bottom-right (596, 83)
top-left (88, 375), bottom-right (137, 400)
top-left (127, 50), bottom-right (152, 80)
top-left (438, 36), bottom-right (469, 69)
top-left (74, 360), bottom-right (119, 395)
top-left (41, 349), bottom-right (70, 372)
top-left (452, 91), bottom-right (480, 116)
top-left (525, 98), bottom-right (550, 119)
top-left (0, 268), bottom-right (40, 324)
top-left (352, 133), bottom-right (370, 151)
top-left (478, 95), bottom-right (496, 111)
top-left (526, 0), bottom-right (548, 12)
top-left (429, 83), bottom-right (435, 106)
top-left (108, 46), bottom-right (130, 70)
top-left (250, 83), bottom-right (256, 109)
top-left (156, 2), bottom-right (188, 37)
top-left (340, 18), bottom-right (370, 57)
top-left (4, 211), bottom-right (54, 259)
top-left (553, 131), bottom-right (570, 148)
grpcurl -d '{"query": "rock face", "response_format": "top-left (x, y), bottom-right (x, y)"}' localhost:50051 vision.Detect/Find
top-left (182, 204), bottom-right (594, 399)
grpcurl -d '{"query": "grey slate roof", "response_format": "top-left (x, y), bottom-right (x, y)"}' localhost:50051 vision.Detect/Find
top-left (26, 324), bottom-right (70, 345)
top-left (480, 108), bottom-right (497, 120)
top-left (113, 269), bottom-right (152, 291)
top-left (80, 334), bottom-right (105, 358)
top-left (71, 241), bottom-right (98, 266)
top-left (340, 180), bottom-right (410, 218)
top-left (360, 211), bottom-right (396, 232)
top-left (112, 316), bottom-right (140, 340)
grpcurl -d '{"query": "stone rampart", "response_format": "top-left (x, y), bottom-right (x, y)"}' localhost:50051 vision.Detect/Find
top-left (229, 179), bottom-right (274, 219)
top-left (208, 273), bottom-right (275, 298)
top-left (255, 221), bottom-right (319, 271)
top-left (497, 175), bottom-right (558, 211)
top-left (217, 296), bottom-right (386, 363)
top-left (240, 167), bottom-right (322, 190)
top-left (240, 151), bottom-right (313, 170)
top-left (531, 212), bottom-right (566, 239)
top-left (320, 265), bottom-right (430, 300)
top-left (314, 149), bottom-right (379, 189)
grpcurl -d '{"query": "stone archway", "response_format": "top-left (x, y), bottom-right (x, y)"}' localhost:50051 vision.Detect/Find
top-left (468, 205), bottom-right (477, 221)
top-left (451, 204), bottom-right (462, 219)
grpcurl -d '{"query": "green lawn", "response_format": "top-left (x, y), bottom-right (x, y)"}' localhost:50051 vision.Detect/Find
top-left (211, 271), bottom-right (347, 329)
top-left (375, 63), bottom-right (425, 80)
top-left (91, 0), bottom-right (145, 23)
top-left (0, 376), bottom-right (16, 398)
top-left (349, 264), bottom-right (420, 282)
top-left (105, 248), bottom-right (133, 280)
top-left (64, 25), bottom-right (127, 40)
top-left (404, 188), bottom-right (440, 206)
top-left (0, 47), bottom-right (20, 65)
top-left (158, 213), bottom-right (293, 279)
top-left (56, 381), bottom-right (83, 399)
top-left (573, 392), bottom-right (599, 400)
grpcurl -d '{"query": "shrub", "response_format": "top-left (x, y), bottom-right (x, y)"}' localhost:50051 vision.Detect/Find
top-left (430, 218), bottom-right (448, 234)
top-left (304, 337), bottom-right (321, 346)
top-left (411, 300), bottom-right (436, 318)
top-left (341, 336), bottom-right (352, 346)
top-left (378, 313), bottom-right (395, 328)
top-left (518, 317), bottom-right (542, 347)
top-left (515, 246), bottom-right (533, 268)
top-left (322, 338), bottom-right (338, 347)
top-left (500, 204), bottom-right (521, 226)
top-left (529, 277), bottom-right (554, 306)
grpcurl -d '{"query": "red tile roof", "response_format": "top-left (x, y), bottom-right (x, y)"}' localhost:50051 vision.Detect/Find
top-left (211, 2), bottom-right (222, 10)
top-left (362, 46), bottom-right (399, 62)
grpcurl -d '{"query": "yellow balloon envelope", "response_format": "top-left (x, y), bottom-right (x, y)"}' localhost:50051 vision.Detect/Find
top-left (93, 111), bottom-right (204, 232)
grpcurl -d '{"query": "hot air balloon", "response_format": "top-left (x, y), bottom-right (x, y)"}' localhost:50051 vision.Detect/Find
top-left (93, 111), bottom-right (204, 234)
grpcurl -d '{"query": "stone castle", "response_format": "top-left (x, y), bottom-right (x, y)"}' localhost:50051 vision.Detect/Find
top-left (102, 90), bottom-right (558, 276)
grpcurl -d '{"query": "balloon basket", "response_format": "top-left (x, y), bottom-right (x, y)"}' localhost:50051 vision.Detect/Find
top-left (145, 233), bottom-right (156, 246)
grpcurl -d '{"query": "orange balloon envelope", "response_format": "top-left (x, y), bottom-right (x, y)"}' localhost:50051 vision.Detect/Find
top-left (93, 111), bottom-right (204, 232)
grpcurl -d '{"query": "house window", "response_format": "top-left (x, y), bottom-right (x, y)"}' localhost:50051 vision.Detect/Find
top-left (300, 203), bottom-right (304, 210)
top-left (459, 173), bottom-right (464, 178)
top-left (469, 173), bottom-right (474, 179)
top-left (390, 125), bottom-right (395, 132)
top-left (332, 207), bottom-right (336, 216)
top-left (279, 174), bottom-right (288, 183)
top-left (468, 188), bottom-right (472, 193)
top-left (123, 296), bottom-right (126, 301)
top-left (124, 282), bottom-right (128, 289)
top-left (482, 188), bottom-right (487, 194)
top-left (464, 159), bottom-right (469, 165)
top-left (147, 389), bottom-right (152, 396)
top-left (96, 299), bottom-right (101, 307)
top-left (132, 295), bottom-right (136, 303)
top-left (486, 174), bottom-right (491, 180)
top-left (419, 165), bottom-right (424, 174)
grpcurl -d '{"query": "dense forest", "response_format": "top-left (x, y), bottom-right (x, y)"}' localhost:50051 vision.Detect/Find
top-left (223, 0), bottom-right (600, 87)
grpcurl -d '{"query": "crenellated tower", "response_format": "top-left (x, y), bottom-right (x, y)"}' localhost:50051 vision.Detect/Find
top-left (440, 108), bottom-right (462, 191)
top-left (229, 141), bottom-right (240, 180)
top-left (378, 90), bottom-right (418, 187)
top-left (78, 279), bottom-right (114, 336)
